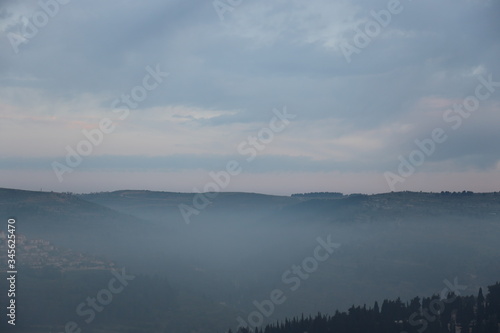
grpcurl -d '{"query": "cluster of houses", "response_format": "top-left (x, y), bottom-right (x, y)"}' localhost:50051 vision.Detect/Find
top-left (0, 230), bottom-right (115, 272)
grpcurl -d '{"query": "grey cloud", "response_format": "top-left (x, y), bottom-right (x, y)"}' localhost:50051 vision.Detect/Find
top-left (1, 0), bottom-right (499, 191)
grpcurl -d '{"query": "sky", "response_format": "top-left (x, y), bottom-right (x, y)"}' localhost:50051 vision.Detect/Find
top-left (0, 0), bottom-right (499, 195)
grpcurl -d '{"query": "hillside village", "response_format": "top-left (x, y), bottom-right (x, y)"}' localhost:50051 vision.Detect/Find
top-left (0, 231), bottom-right (115, 272)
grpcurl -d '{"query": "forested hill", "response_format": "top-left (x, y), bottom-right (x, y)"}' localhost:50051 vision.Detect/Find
top-left (234, 281), bottom-right (500, 333)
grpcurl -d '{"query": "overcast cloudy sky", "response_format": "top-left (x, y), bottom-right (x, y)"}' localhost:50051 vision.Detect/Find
top-left (0, 0), bottom-right (499, 194)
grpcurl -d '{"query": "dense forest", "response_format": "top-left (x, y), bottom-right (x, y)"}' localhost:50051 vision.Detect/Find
top-left (235, 282), bottom-right (500, 333)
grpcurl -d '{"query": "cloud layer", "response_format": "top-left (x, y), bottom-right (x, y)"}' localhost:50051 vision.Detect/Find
top-left (1, 0), bottom-right (499, 193)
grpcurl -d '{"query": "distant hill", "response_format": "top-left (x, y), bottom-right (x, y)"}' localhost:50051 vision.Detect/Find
top-left (79, 189), bottom-right (500, 224)
top-left (279, 191), bottom-right (500, 224)
top-left (3, 188), bottom-right (499, 230)
top-left (79, 190), bottom-right (300, 225)
top-left (0, 188), bottom-right (144, 226)
top-left (0, 188), bottom-right (146, 251)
